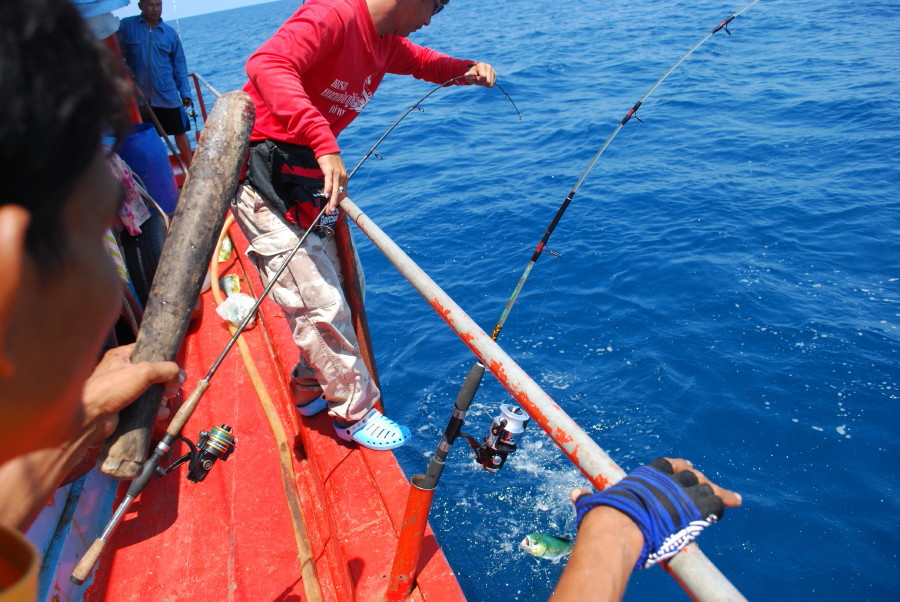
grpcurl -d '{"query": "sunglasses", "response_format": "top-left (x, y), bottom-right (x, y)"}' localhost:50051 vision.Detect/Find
top-left (433, 0), bottom-right (449, 15)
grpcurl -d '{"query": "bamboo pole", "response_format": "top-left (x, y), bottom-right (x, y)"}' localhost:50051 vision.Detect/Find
top-left (210, 216), bottom-right (323, 602)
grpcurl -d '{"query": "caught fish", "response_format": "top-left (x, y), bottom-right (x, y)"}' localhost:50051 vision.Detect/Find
top-left (519, 533), bottom-right (574, 561)
top-left (219, 273), bottom-right (242, 296)
top-left (218, 234), bottom-right (234, 262)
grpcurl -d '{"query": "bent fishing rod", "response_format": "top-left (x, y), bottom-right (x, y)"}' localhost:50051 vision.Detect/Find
top-left (192, 75), bottom-right (518, 398)
top-left (72, 76), bottom-right (519, 584)
top-left (423, 0), bottom-right (763, 483)
top-left (164, 73), bottom-right (519, 412)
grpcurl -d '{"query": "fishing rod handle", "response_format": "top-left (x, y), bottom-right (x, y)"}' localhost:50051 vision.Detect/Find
top-left (165, 378), bottom-right (211, 437)
top-left (452, 362), bottom-right (485, 413)
top-left (70, 424), bottom-right (180, 585)
top-left (70, 537), bottom-right (107, 585)
top-left (443, 361), bottom-right (485, 444)
top-left (71, 409), bottom-right (186, 586)
top-left (70, 493), bottom-right (136, 585)
top-left (420, 362), bottom-right (489, 490)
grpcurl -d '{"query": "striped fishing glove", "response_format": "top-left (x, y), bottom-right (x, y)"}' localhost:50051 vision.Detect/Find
top-left (574, 458), bottom-right (725, 569)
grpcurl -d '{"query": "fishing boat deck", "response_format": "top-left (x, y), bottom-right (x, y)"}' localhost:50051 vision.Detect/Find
top-left (84, 222), bottom-right (463, 601)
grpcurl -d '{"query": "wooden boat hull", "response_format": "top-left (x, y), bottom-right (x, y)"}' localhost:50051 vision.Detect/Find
top-left (69, 222), bottom-right (464, 601)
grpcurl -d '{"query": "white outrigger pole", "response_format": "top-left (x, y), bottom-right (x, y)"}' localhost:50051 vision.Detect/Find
top-left (339, 196), bottom-right (747, 602)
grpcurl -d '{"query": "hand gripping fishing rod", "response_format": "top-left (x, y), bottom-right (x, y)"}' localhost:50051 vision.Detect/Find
top-left (404, 0), bottom-right (762, 593)
top-left (71, 76), bottom-right (517, 585)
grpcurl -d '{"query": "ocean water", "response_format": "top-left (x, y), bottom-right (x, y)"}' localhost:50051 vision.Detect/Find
top-left (174, 0), bottom-right (899, 599)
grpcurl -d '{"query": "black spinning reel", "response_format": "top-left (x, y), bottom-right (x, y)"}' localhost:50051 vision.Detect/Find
top-left (157, 424), bottom-right (237, 483)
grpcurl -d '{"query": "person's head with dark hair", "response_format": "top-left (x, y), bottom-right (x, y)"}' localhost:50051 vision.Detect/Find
top-left (0, 0), bottom-right (132, 462)
top-left (0, 0), bottom-right (128, 265)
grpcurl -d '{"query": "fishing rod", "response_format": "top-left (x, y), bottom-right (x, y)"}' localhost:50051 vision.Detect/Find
top-left (199, 74), bottom-right (518, 403)
top-left (349, 74), bottom-right (520, 178)
top-left (71, 76), bottom-right (518, 584)
top-left (131, 83), bottom-right (190, 176)
top-left (423, 0), bottom-right (763, 481)
top-left (386, 3), bottom-right (764, 599)
top-left (184, 73), bottom-right (520, 404)
top-left (188, 74), bottom-right (521, 394)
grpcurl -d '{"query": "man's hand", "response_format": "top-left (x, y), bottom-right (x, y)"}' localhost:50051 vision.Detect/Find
top-left (552, 458), bottom-right (742, 601)
top-left (316, 152), bottom-right (348, 215)
top-left (464, 62), bottom-right (496, 88)
top-left (81, 344), bottom-right (183, 439)
top-left (0, 345), bottom-right (183, 531)
top-left (572, 457), bottom-right (742, 569)
top-left (182, 97), bottom-right (193, 108)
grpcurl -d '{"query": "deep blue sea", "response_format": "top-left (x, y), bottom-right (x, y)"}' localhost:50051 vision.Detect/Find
top-left (173, 0), bottom-right (899, 599)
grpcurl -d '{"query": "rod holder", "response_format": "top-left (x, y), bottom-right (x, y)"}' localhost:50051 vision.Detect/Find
top-left (386, 476), bottom-right (435, 601)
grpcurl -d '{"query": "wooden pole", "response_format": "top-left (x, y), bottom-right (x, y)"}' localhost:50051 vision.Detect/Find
top-left (208, 216), bottom-right (323, 602)
top-left (98, 91), bottom-right (254, 479)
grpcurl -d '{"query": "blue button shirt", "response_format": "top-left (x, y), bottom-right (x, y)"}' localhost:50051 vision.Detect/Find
top-left (118, 15), bottom-right (191, 109)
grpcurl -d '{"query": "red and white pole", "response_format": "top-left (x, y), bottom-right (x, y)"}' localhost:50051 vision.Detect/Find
top-left (341, 196), bottom-right (745, 602)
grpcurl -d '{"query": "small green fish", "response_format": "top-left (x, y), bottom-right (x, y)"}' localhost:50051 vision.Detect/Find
top-left (218, 234), bottom-right (234, 262)
top-left (519, 533), bottom-right (574, 561)
top-left (219, 273), bottom-right (242, 296)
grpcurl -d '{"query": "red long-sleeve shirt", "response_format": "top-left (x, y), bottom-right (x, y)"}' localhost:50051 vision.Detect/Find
top-left (243, 0), bottom-right (473, 158)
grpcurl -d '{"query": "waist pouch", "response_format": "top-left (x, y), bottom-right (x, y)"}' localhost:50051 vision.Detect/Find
top-left (246, 140), bottom-right (340, 231)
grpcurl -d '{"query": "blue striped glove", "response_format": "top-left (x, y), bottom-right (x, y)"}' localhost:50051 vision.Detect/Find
top-left (574, 458), bottom-right (725, 569)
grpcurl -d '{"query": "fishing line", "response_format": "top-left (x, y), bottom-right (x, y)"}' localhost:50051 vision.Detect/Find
top-left (348, 74), bottom-right (521, 179)
top-left (532, 1), bottom-right (764, 340)
top-left (171, 0), bottom-right (183, 40)
top-left (536, 5), bottom-right (750, 266)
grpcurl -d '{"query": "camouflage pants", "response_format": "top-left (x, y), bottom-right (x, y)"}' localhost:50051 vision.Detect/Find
top-left (232, 184), bottom-right (378, 422)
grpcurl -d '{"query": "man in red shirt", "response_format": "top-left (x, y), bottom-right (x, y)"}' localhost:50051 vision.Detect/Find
top-left (233, 0), bottom-right (495, 450)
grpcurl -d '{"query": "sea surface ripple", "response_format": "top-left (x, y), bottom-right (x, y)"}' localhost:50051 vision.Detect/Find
top-left (178, 0), bottom-right (899, 599)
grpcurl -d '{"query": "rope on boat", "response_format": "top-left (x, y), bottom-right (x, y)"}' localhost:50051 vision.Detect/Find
top-left (210, 215), bottom-right (323, 602)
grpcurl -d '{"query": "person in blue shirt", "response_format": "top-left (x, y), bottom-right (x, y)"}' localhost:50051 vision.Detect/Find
top-left (118, 0), bottom-right (194, 168)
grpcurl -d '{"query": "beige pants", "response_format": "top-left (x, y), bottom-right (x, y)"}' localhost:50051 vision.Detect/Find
top-left (232, 184), bottom-right (378, 422)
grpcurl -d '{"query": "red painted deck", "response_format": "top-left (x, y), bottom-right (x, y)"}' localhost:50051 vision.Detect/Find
top-left (84, 221), bottom-right (464, 601)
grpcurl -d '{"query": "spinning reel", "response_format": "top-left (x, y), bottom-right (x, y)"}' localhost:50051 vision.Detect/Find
top-left (158, 424), bottom-right (237, 483)
top-left (462, 404), bottom-right (530, 473)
